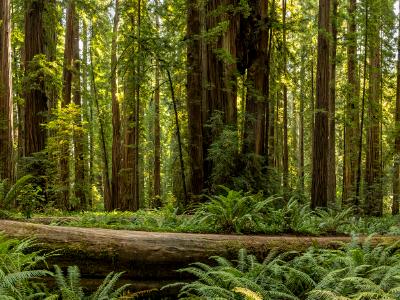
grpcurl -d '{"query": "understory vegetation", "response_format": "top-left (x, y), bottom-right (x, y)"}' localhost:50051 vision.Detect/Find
top-left (2, 187), bottom-right (400, 236)
top-left (4, 233), bottom-right (400, 300)
top-left (0, 236), bottom-right (129, 299)
top-left (174, 237), bottom-right (400, 299)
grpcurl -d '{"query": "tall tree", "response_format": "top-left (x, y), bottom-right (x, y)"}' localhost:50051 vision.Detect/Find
top-left (327, 0), bottom-right (338, 204)
top-left (24, 0), bottom-right (49, 156)
top-left (0, 0), bottom-right (13, 180)
top-left (187, 0), bottom-right (204, 200)
top-left (343, 0), bottom-right (359, 205)
top-left (153, 0), bottom-right (161, 207)
top-left (393, 0), bottom-right (400, 215)
top-left (365, 0), bottom-right (382, 216)
top-left (311, 0), bottom-right (330, 209)
top-left (111, 0), bottom-right (121, 211)
top-left (243, 0), bottom-right (269, 156)
top-left (72, 6), bottom-right (86, 209)
top-left (59, 0), bottom-right (75, 209)
top-left (282, 0), bottom-right (289, 196)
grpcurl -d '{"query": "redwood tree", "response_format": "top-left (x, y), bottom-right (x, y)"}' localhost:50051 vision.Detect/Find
top-left (311, 0), bottom-right (330, 209)
top-left (343, 0), bottom-right (359, 206)
top-left (24, 0), bottom-right (49, 156)
top-left (0, 0), bottom-right (13, 180)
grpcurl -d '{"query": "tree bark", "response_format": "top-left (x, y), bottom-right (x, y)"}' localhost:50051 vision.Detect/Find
top-left (0, 0), bottom-right (13, 181)
top-left (243, 1), bottom-right (269, 157)
top-left (72, 7), bottom-right (86, 210)
top-left (153, 0), bottom-right (161, 207)
top-left (327, 0), bottom-right (337, 205)
top-left (282, 0), bottom-right (289, 197)
top-left (393, 0), bottom-right (400, 215)
top-left (343, 0), bottom-right (359, 206)
top-left (59, 0), bottom-right (75, 210)
top-left (187, 0), bottom-right (204, 200)
top-left (311, 0), bottom-right (330, 209)
top-left (299, 50), bottom-right (305, 192)
top-left (24, 0), bottom-right (49, 156)
top-left (111, 0), bottom-right (121, 211)
top-left (365, 0), bottom-right (382, 216)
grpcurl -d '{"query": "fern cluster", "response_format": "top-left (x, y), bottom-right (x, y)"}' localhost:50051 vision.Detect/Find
top-left (0, 236), bottom-right (129, 299)
top-left (175, 237), bottom-right (400, 300)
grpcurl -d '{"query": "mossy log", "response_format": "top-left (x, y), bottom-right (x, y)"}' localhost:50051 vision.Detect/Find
top-left (0, 220), bottom-right (398, 295)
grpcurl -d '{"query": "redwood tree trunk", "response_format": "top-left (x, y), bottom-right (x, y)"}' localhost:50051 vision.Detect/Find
top-left (187, 0), bottom-right (204, 200)
top-left (72, 6), bottom-right (86, 209)
top-left (343, 0), bottom-right (359, 206)
top-left (243, 1), bottom-right (269, 157)
top-left (60, 0), bottom-right (75, 210)
top-left (311, 0), bottom-right (330, 209)
top-left (24, 0), bottom-right (48, 156)
top-left (111, 0), bottom-right (121, 211)
top-left (393, 0), bottom-right (400, 215)
top-left (0, 0), bottom-right (13, 181)
top-left (327, 0), bottom-right (337, 205)
top-left (365, 0), bottom-right (382, 216)
top-left (282, 0), bottom-right (289, 197)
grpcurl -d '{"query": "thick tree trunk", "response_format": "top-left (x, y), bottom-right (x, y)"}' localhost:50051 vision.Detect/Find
top-left (111, 0), bottom-right (121, 211)
top-left (24, 0), bottom-right (48, 156)
top-left (393, 1), bottom-right (400, 215)
top-left (343, 0), bottom-right (359, 206)
top-left (243, 1), bottom-right (269, 157)
top-left (365, 0), bottom-right (382, 216)
top-left (0, 0), bottom-right (13, 181)
top-left (311, 0), bottom-right (330, 209)
top-left (72, 8), bottom-right (86, 210)
top-left (327, 0), bottom-right (337, 205)
top-left (187, 0), bottom-right (204, 200)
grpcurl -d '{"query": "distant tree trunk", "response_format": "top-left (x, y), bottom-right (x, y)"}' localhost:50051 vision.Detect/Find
top-left (72, 9), bottom-right (86, 210)
top-left (356, 1), bottom-right (368, 205)
top-left (393, 0), bottom-right (400, 215)
top-left (153, 0), bottom-right (161, 208)
top-left (89, 26), bottom-right (112, 210)
top-left (24, 0), bottom-right (49, 156)
top-left (167, 70), bottom-right (188, 207)
top-left (343, 0), bottom-right (359, 206)
top-left (299, 50), bottom-right (305, 192)
top-left (187, 0), bottom-right (204, 201)
top-left (311, 0), bottom-right (330, 209)
top-left (60, 0), bottom-right (75, 210)
top-left (365, 0), bottom-right (382, 216)
top-left (111, 0), bottom-right (121, 211)
top-left (81, 20), bottom-right (92, 208)
top-left (282, 0), bottom-right (289, 197)
top-left (327, 0), bottom-right (337, 205)
top-left (134, 0), bottom-right (141, 211)
top-left (0, 0), bottom-right (13, 181)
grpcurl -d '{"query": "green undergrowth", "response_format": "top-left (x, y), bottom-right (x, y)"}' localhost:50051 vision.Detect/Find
top-left (0, 235), bottom-right (130, 299)
top-left (171, 236), bottom-right (400, 299)
top-left (3, 188), bottom-right (400, 236)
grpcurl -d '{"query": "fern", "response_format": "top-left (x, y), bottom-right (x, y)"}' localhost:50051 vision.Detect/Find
top-left (0, 175), bottom-right (34, 208)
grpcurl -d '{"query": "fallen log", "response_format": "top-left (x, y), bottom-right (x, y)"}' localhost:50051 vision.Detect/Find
top-left (0, 220), bottom-right (398, 296)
